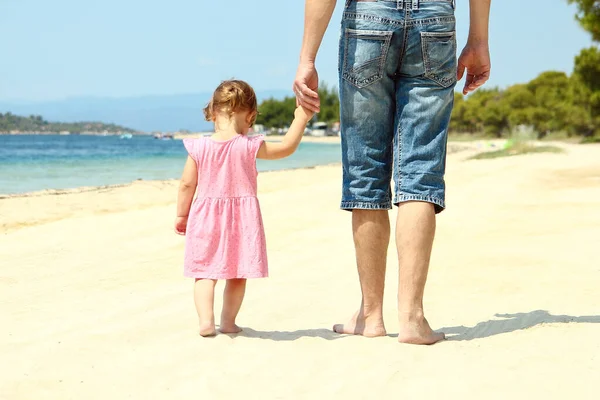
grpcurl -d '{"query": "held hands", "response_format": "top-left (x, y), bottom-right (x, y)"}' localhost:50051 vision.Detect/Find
top-left (294, 105), bottom-right (315, 124)
top-left (457, 42), bottom-right (491, 95)
top-left (293, 62), bottom-right (320, 113)
top-left (174, 216), bottom-right (188, 235)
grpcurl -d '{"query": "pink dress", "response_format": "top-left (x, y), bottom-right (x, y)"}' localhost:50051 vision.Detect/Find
top-left (182, 134), bottom-right (268, 279)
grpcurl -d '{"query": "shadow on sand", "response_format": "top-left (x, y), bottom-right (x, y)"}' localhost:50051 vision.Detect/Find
top-left (238, 327), bottom-right (345, 341)
top-left (440, 310), bottom-right (600, 341)
top-left (234, 310), bottom-right (600, 342)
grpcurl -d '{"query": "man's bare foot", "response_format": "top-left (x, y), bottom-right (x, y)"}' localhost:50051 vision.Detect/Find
top-left (199, 323), bottom-right (217, 337)
top-left (333, 311), bottom-right (387, 337)
top-left (397, 315), bottom-right (444, 345)
top-left (219, 324), bottom-right (243, 334)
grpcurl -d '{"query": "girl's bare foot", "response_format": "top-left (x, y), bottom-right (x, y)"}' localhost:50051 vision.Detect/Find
top-left (219, 323), bottom-right (243, 334)
top-left (199, 323), bottom-right (217, 337)
top-left (194, 279), bottom-right (217, 337)
top-left (397, 315), bottom-right (445, 345)
top-left (333, 310), bottom-right (387, 338)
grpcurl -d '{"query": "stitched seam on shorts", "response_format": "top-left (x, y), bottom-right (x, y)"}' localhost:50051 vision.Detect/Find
top-left (343, 29), bottom-right (393, 88)
top-left (341, 201), bottom-right (392, 210)
top-left (407, 16), bottom-right (455, 26)
top-left (394, 108), bottom-right (404, 196)
top-left (421, 31), bottom-right (457, 87)
top-left (343, 12), bottom-right (405, 26)
top-left (394, 194), bottom-right (444, 207)
top-left (342, 12), bottom-right (454, 27)
top-left (396, 8), bottom-right (410, 74)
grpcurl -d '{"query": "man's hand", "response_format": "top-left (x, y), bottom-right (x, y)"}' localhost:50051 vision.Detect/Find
top-left (293, 62), bottom-right (320, 113)
top-left (457, 43), bottom-right (491, 95)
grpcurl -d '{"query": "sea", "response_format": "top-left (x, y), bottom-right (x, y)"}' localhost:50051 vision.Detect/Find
top-left (0, 134), bottom-right (341, 195)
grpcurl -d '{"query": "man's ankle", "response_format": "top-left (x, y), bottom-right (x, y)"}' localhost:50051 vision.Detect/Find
top-left (398, 309), bottom-right (425, 322)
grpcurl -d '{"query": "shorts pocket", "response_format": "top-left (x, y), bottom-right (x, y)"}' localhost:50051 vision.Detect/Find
top-left (421, 31), bottom-right (457, 88)
top-left (342, 28), bottom-right (392, 89)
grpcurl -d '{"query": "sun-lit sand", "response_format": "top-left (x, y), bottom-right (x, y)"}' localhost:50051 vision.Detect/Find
top-left (1, 141), bottom-right (599, 399)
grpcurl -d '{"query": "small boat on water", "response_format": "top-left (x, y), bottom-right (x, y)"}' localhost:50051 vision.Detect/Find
top-left (120, 133), bottom-right (133, 139)
top-left (153, 133), bottom-right (174, 140)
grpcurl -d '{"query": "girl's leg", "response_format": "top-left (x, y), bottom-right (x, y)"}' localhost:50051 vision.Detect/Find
top-left (194, 278), bottom-right (217, 336)
top-left (220, 279), bottom-right (247, 333)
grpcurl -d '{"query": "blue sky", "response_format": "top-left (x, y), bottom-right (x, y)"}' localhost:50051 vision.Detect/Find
top-left (0, 0), bottom-right (594, 102)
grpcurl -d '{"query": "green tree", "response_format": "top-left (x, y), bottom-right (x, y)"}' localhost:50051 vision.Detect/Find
top-left (502, 84), bottom-right (537, 128)
top-left (573, 46), bottom-right (600, 135)
top-left (255, 96), bottom-right (296, 128)
top-left (457, 88), bottom-right (508, 136)
top-left (526, 71), bottom-right (573, 135)
top-left (317, 82), bottom-right (340, 123)
top-left (567, 0), bottom-right (600, 41)
top-left (255, 81), bottom-right (340, 129)
top-left (0, 113), bottom-right (136, 134)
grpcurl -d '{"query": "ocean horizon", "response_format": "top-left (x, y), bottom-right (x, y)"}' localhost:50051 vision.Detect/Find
top-left (0, 134), bottom-right (341, 195)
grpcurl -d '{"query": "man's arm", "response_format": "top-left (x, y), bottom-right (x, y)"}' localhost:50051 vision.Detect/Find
top-left (467, 0), bottom-right (491, 45)
top-left (457, 0), bottom-right (492, 94)
top-left (299, 0), bottom-right (337, 64)
top-left (293, 0), bottom-right (337, 112)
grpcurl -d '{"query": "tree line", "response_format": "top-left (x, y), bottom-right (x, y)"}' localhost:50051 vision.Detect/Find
top-left (0, 112), bottom-right (136, 134)
top-left (256, 83), bottom-right (340, 128)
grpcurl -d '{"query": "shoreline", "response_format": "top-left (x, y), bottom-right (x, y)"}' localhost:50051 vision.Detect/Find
top-left (0, 162), bottom-right (343, 200)
top-left (0, 141), bottom-right (478, 200)
top-left (0, 140), bottom-right (508, 200)
top-left (0, 163), bottom-right (343, 233)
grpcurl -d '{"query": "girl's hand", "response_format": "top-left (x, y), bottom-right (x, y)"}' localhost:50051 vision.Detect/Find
top-left (294, 106), bottom-right (314, 124)
top-left (174, 216), bottom-right (188, 235)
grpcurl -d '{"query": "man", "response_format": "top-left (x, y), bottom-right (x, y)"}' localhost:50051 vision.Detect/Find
top-left (294, 0), bottom-right (491, 345)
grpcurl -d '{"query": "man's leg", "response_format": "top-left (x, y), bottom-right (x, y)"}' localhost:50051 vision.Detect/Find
top-left (333, 209), bottom-right (389, 337)
top-left (392, 4), bottom-right (458, 344)
top-left (335, 1), bottom-right (403, 337)
top-left (396, 202), bottom-right (445, 344)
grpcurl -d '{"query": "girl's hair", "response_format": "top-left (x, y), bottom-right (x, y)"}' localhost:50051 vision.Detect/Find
top-left (203, 80), bottom-right (258, 125)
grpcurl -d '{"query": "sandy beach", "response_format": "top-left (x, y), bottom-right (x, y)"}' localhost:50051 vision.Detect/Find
top-left (1, 141), bottom-right (599, 399)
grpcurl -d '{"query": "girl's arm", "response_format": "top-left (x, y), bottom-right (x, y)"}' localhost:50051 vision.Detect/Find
top-left (257, 106), bottom-right (314, 160)
top-left (174, 156), bottom-right (198, 234)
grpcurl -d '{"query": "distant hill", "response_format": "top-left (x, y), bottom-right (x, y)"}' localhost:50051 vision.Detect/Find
top-left (0, 90), bottom-right (291, 133)
top-left (0, 113), bottom-right (136, 134)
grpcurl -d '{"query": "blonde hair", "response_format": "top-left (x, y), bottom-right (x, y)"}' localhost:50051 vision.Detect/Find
top-left (203, 80), bottom-right (258, 125)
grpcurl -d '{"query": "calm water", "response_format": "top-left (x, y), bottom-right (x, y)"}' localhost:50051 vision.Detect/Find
top-left (0, 135), bottom-right (341, 195)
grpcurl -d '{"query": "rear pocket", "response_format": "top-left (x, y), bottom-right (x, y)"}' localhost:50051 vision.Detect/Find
top-left (342, 29), bottom-right (392, 89)
top-left (421, 31), bottom-right (457, 88)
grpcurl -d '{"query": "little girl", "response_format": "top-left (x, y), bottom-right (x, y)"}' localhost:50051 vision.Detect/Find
top-left (174, 79), bottom-right (313, 336)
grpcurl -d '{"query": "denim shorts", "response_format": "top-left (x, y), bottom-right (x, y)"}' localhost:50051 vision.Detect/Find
top-left (339, 0), bottom-right (457, 213)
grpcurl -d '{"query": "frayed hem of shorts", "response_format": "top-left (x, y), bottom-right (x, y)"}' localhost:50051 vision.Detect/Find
top-left (340, 200), bottom-right (392, 211)
top-left (393, 194), bottom-right (445, 214)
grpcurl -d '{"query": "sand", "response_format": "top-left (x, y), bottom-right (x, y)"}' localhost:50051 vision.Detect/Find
top-left (1, 141), bottom-right (599, 399)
